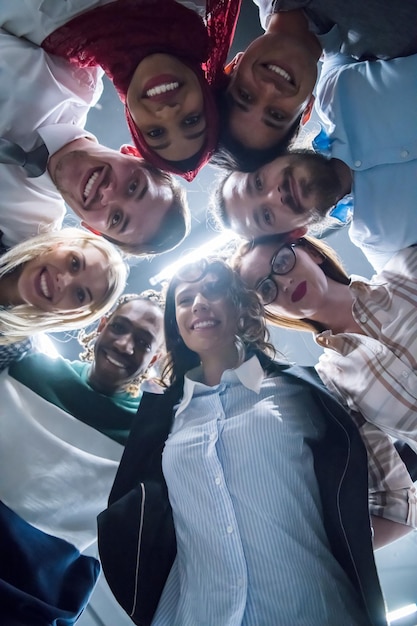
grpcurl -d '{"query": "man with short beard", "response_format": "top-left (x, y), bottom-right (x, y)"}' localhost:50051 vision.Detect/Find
top-left (0, 18), bottom-right (189, 256)
top-left (212, 135), bottom-right (415, 272)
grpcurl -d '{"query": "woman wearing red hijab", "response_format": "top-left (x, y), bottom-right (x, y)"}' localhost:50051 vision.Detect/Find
top-left (42, 0), bottom-right (241, 181)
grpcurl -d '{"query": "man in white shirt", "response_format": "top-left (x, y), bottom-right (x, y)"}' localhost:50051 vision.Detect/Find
top-left (0, 18), bottom-right (189, 256)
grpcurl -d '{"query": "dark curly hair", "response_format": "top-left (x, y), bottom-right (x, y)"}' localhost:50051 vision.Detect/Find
top-left (160, 258), bottom-right (275, 386)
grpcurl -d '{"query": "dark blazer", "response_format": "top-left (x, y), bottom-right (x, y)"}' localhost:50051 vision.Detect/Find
top-left (98, 355), bottom-right (387, 626)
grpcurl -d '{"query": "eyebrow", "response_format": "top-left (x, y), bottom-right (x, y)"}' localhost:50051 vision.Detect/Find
top-left (185, 127), bottom-right (206, 141)
top-left (150, 126), bottom-right (207, 152)
top-left (111, 314), bottom-right (131, 328)
top-left (78, 252), bottom-right (94, 303)
top-left (230, 95), bottom-right (286, 130)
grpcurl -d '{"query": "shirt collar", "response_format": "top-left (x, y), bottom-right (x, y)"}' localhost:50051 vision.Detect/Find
top-left (176, 355), bottom-right (264, 417)
top-left (37, 124), bottom-right (97, 158)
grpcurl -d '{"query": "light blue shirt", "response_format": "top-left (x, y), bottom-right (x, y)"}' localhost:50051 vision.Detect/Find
top-left (315, 51), bottom-right (417, 271)
top-left (153, 356), bottom-right (370, 626)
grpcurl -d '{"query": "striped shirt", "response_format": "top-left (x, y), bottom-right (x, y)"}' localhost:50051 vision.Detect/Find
top-left (316, 246), bottom-right (417, 526)
top-left (153, 356), bottom-right (370, 626)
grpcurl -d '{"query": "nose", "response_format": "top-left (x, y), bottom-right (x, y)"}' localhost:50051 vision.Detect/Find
top-left (276, 275), bottom-right (293, 292)
top-left (192, 292), bottom-right (209, 312)
top-left (259, 76), bottom-right (293, 98)
top-left (99, 181), bottom-right (116, 207)
top-left (266, 185), bottom-right (283, 206)
top-left (56, 271), bottom-right (73, 292)
top-left (113, 334), bottom-right (135, 355)
top-left (155, 102), bottom-right (180, 120)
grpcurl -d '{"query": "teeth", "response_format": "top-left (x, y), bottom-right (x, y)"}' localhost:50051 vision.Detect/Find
top-left (83, 171), bottom-right (99, 200)
top-left (146, 82), bottom-right (179, 98)
top-left (193, 320), bottom-right (217, 330)
top-left (267, 64), bottom-right (291, 82)
top-left (106, 354), bottom-right (126, 368)
top-left (40, 273), bottom-right (51, 299)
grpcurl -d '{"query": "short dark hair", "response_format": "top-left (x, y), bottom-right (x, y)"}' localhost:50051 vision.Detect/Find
top-left (208, 171), bottom-right (233, 231)
top-left (210, 90), bottom-right (302, 172)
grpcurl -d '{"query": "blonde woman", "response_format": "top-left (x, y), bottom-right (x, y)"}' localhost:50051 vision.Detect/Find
top-left (0, 227), bottom-right (128, 365)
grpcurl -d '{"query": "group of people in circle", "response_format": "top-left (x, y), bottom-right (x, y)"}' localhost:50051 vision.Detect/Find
top-left (1, 1), bottom-right (417, 625)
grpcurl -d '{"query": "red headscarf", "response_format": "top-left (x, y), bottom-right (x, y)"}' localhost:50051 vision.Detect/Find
top-left (42, 0), bottom-right (241, 181)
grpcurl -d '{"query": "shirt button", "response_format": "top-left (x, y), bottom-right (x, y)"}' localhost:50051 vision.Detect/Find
top-left (400, 149), bottom-right (409, 158)
top-left (354, 159), bottom-right (362, 167)
top-left (402, 371), bottom-right (409, 379)
top-left (209, 433), bottom-right (216, 441)
top-left (359, 314), bottom-right (368, 323)
top-left (226, 525), bottom-right (234, 534)
top-left (215, 477), bottom-right (221, 485)
top-left (237, 577), bottom-right (244, 587)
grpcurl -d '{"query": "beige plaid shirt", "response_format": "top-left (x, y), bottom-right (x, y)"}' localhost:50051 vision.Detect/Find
top-left (316, 246), bottom-right (417, 527)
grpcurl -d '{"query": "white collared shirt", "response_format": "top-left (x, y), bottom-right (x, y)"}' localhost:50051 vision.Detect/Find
top-left (153, 356), bottom-right (369, 625)
top-left (0, 25), bottom-right (101, 248)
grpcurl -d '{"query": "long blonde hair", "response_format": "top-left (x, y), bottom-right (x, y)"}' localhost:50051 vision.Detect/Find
top-left (0, 228), bottom-right (128, 344)
top-left (232, 235), bottom-right (350, 334)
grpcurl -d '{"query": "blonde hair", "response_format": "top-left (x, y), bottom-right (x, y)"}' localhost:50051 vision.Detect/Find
top-left (232, 235), bottom-right (350, 334)
top-left (0, 228), bottom-right (128, 344)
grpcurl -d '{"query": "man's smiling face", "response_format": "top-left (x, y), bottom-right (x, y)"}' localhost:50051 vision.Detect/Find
top-left (221, 153), bottom-right (345, 238)
top-left (88, 298), bottom-right (164, 395)
top-left (226, 33), bottom-right (317, 150)
top-left (50, 143), bottom-right (174, 248)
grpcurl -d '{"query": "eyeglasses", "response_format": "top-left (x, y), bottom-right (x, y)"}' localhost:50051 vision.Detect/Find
top-left (256, 244), bottom-right (297, 305)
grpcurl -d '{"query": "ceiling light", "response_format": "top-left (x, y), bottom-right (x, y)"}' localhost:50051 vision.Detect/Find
top-left (387, 603), bottom-right (417, 623)
top-left (33, 333), bottom-right (60, 359)
top-left (149, 231), bottom-right (240, 286)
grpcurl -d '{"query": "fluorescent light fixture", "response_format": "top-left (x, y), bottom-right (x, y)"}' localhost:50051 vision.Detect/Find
top-left (387, 603), bottom-right (417, 623)
top-left (149, 231), bottom-right (239, 286)
top-left (34, 333), bottom-right (60, 359)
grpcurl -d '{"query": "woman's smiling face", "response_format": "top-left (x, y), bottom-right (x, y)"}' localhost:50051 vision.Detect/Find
top-left (16, 243), bottom-right (110, 313)
top-left (238, 241), bottom-right (329, 320)
top-left (127, 54), bottom-right (206, 162)
top-left (174, 270), bottom-right (239, 359)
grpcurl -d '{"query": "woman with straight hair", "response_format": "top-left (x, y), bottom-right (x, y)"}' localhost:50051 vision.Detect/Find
top-left (233, 234), bottom-right (417, 539)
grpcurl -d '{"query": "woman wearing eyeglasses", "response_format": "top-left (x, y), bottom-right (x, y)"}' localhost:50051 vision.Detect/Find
top-left (233, 234), bottom-right (417, 535)
top-left (98, 257), bottom-right (389, 626)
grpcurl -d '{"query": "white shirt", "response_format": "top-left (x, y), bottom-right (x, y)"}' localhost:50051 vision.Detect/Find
top-left (153, 356), bottom-right (369, 625)
top-left (0, 0), bottom-right (204, 248)
top-left (0, 10), bottom-right (102, 247)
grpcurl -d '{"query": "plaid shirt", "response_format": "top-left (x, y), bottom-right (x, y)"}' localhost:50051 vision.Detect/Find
top-left (0, 337), bottom-right (33, 371)
top-left (316, 245), bottom-right (417, 527)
